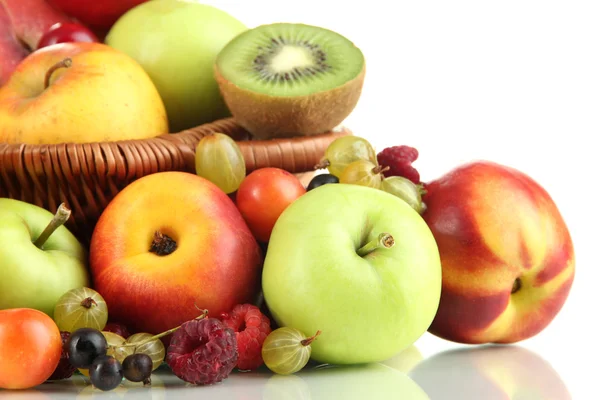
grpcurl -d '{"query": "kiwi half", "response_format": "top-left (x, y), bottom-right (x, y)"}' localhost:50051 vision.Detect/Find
top-left (215, 23), bottom-right (365, 140)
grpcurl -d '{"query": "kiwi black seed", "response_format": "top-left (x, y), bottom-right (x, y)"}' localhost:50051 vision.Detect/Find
top-left (215, 23), bottom-right (365, 140)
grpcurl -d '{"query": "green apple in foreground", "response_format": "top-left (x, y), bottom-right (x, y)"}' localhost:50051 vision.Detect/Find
top-left (0, 199), bottom-right (89, 316)
top-left (105, 0), bottom-right (247, 132)
top-left (262, 184), bottom-right (442, 365)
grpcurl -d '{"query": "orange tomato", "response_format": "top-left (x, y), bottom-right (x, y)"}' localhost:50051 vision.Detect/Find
top-left (0, 308), bottom-right (62, 389)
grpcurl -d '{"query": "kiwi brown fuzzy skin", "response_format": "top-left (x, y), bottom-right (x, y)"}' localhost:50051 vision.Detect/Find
top-left (214, 64), bottom-right (366, 140)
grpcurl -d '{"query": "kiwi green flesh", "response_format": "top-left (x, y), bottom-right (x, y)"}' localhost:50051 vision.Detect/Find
top-left (216, 23), bottom-right (365, 97)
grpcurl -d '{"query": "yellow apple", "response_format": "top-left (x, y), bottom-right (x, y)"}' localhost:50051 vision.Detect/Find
top-left (0, 42), bottom-right (169, 144)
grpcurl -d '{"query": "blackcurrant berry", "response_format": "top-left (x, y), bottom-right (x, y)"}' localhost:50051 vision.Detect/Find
top-left (307, 174), bottom-right (339, 191)
top-left (66, 328), bottom-right (107, 369)
top-left (89, 355), bottom-right (124, 391)
top-left (123, 353), bottom-right (153, 383)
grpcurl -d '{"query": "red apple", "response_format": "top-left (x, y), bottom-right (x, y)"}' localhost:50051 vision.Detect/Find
top-left (46, 0), bottom-right (148, 33)
top-left (0, 3), bottom-right (27, 85)
top-left (89, 171), bottom-right (263, 336)
top-left (422, 161), bottom-right (575, 344)
top-left (0, 0), bottom-right (71, 49)
top-left (0, 0), bottom-right (72, 85)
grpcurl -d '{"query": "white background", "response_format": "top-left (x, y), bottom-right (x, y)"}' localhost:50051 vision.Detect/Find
top-left (203, 0), bottom-right (598, 398)
top-left (8, 0), bottom-right (598, 398)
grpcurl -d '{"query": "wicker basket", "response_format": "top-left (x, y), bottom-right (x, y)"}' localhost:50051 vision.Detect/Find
top-left (0, 118), bottom-right (351, 245)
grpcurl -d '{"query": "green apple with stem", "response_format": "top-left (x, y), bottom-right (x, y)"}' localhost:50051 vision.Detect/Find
top-left (262, 183), bottom-right (442, 365)
top-left (0, 199), bottom-right (89, 316)
top-left (104, 0), bottom-right (247, 132)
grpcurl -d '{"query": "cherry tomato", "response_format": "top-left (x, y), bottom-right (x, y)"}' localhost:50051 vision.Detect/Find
top-left (37, 22), bottom-right (99, 49)
top-left (236, 168), bottom-right (306, 242)
top-left (0, 308), bottom-right (63, 389)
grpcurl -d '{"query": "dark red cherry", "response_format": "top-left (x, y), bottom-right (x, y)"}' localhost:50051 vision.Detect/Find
top-left (37, 22), bottom-right (99, 49)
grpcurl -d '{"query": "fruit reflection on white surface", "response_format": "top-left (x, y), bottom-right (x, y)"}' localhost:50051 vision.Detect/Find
top-left (19, 344), bottom-right (570, 399)
top-left (409, 345), bottom-right (571, 400)
top-left (28, 347), bottom-right (426, 399)
top-left (380, 344), bottom-right (424, 374)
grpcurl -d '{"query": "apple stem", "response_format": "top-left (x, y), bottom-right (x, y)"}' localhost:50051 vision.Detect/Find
top-left (112, 309), bottom-right (208, 351)
top-left (511, 278), bottom-right (522, 294)
top-left (149, 231), bottom-right (177, 256)
top-left (33, 203), bottom-right (71, 249)
top-left (44, 58), bottom-right (72, 90)
top-left (357, 233), bottom-right (395, 257)
top-left (301, 330), bottom-right (322, 346)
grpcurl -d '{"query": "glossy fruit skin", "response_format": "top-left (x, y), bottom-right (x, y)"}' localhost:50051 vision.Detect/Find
top-left (0, 308), bottom-right (63, 389)
top-left (0, 3), bottom-right (28, 86)
top-left (382, 176), bottom-right (426, 214)
top-left (422, 161), bottom-right (575, 344)
top-left (90, 172), bottom-right (263, 336)
top-left (0, 42), bottom-right (169, 145)
top-left (124, 333), bottom-right (165, 371)
top-left (37, 22), bottom-right (99, 49)
top-left (105, 0), bottom-right (248, 132)
top-left (236, 168), bottom-right (307, 243)
top-left (262, 183), bottom-right (442, 364)
top-left (102, 331), bottom-right (130, 362)
top-left (261, 327), bottom-right (313, 375)
top-left (103, 322), bottom-right (131, 339)
top-left (195, 133), bottom-right (246, 194)
top-left (122, 353), bottom-right (153, 382)
top-left (66, 328), bottom-right (108, 369)
top-left (46, 0), bottom-right (149, 32)
top-left (307, 174), bottom-right (339, 191)
top-left (338, 159), bottom-right (384, 189)
top-left (322, 136), bottom-right (377, 178)
top-left (0, 0), bottom-right (73, 84)
top-left (53, 287), bottom-right (108, 333)
top-left (77, 331), bottom-right (131, 377)
top-left (89, 355), bottom-right (124, 391)
top-left (0, 198), bottom-right (88, 316)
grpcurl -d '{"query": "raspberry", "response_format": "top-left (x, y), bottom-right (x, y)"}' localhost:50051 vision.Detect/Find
top-left (220, 304), bottom-right (272, 371)
top-left (377, 145), bottom-right (421, 184)
top-left (166, 318), bottom-right (238, 385)
top-left (47, 331), bottom-right (77, 381)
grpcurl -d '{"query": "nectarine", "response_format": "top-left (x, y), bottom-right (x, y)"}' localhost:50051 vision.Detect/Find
top-left (422, 161), bottom-right (575, 344)
top-left (89, 172), bottom-right (263, 336)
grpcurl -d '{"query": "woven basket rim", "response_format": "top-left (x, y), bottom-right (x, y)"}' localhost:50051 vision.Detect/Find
top-left (0, 117), bottom-right (352, 149)
top-left (0, 117), bottom-right (351, 245)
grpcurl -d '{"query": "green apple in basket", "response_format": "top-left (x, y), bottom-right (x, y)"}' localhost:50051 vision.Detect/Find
top-left (0, 199), bottom-right (89, 316)
top-left (262, 183), bottom-right (442, 365)
top-left (105, 0), bottom-right (248, 132)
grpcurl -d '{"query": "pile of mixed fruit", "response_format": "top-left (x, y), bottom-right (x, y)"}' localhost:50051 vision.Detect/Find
top-left (0, 0), bottom-right (576, 393)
